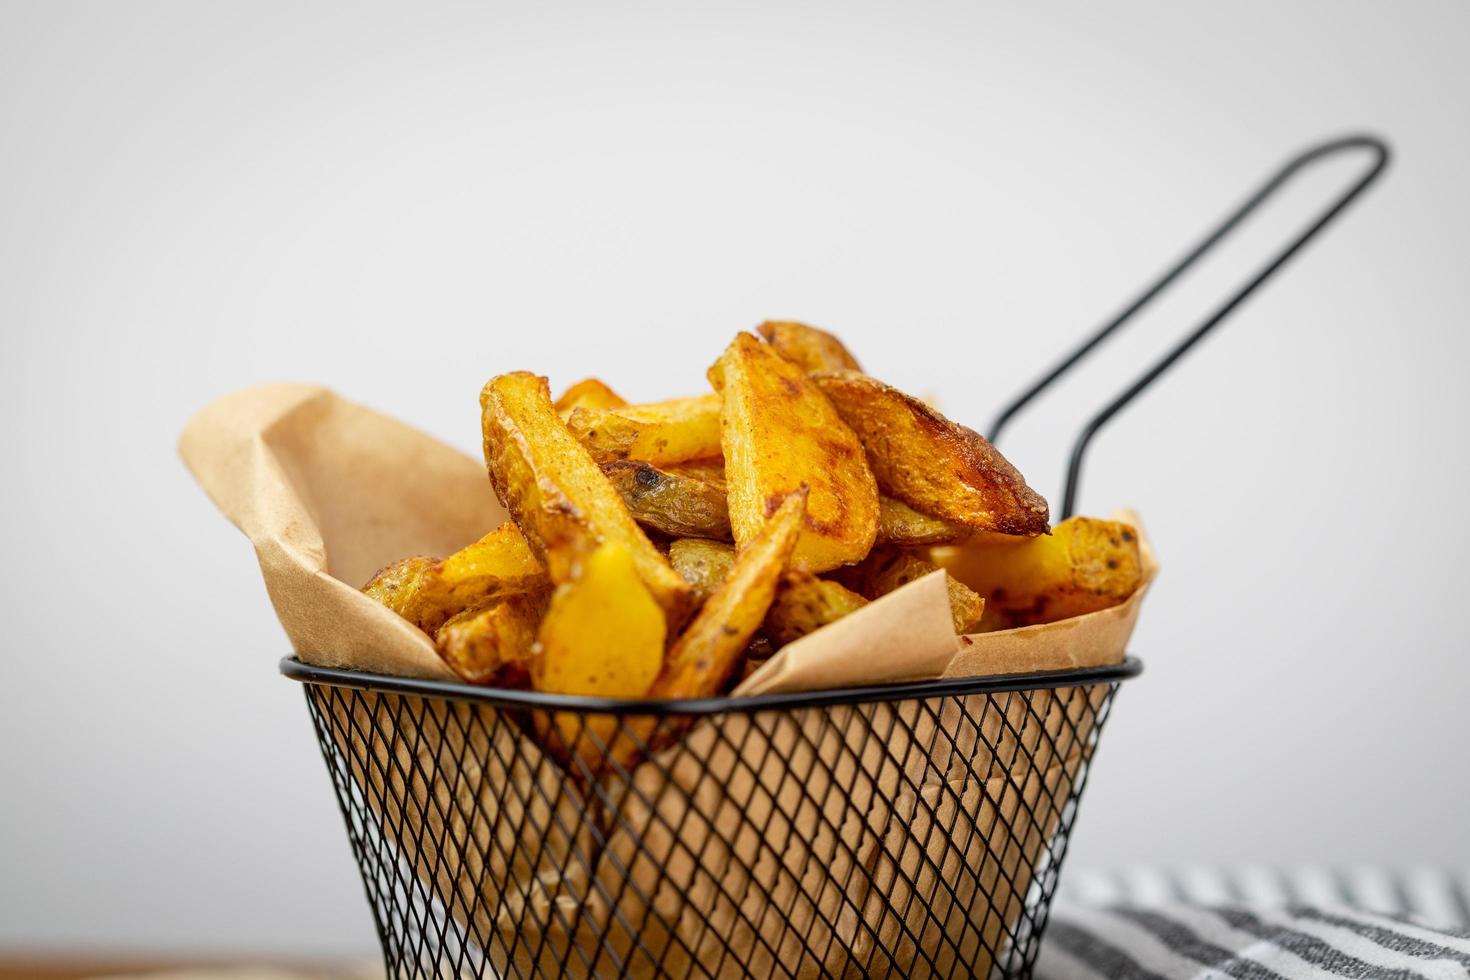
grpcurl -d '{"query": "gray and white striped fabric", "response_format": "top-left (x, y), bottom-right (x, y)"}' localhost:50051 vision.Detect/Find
top-left (1039, 868), bottom-right (1470, 980)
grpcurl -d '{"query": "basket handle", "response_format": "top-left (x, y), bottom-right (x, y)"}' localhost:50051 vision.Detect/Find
top-left (986, 134), bottom-right (1391, 519)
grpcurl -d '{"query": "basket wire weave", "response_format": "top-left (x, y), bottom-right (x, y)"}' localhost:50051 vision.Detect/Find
top-left (288, 660), bottom-right (1137, 978)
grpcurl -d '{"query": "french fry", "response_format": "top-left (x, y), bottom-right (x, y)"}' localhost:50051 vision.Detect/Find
top-left (603, 460), bottom-right (732, 539)
top-left (667, 537), bottom-right (736, 607)
top-left (554, 377), bottom-right (626, 421)
top-left (361, 522), bottom-right (547, 632)
top-left (932, 516), bottom-right (1143, 628)
top-left (757, 320), bottom-right (863, 373)
top-left (434, 593), bottom-right (546, 686)
top-left (649, 489), bottom-right (805, 699)
top-left (876, 496), bottom-right (975, 546)
top-left (839, 549), bottom-right (986, 635)
top-left (764, 571), bottom-right (869, 647)
top-left (711, 333), bottom-right (878, 572)
top-left (565, 394), bottom-right (722, 466)
top-left (812, 370), bottom-right (1049, 536)
top-left (532, 542), bottom-right (668, 774)
top-left (480, 371), bottom-right (690, 623)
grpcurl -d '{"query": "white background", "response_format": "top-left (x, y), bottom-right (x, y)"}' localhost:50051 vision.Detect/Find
top-left (2, 0), bottom-right (1466, 957)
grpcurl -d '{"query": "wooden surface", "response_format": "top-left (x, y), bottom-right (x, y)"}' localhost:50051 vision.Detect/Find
top-left (0, 952), bottom-right (378, 979)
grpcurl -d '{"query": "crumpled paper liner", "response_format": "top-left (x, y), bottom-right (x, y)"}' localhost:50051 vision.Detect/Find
top-left (181, 384), bottom-right (1156, 978)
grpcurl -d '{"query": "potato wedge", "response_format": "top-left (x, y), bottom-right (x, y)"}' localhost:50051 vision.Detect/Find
top-left (434, 593), bottom-right (546, 686)
top-left (757, 320), bottom-right (863, 373)
top-left (764, 571), bottom-right (869, 647)
top-left (361, 522), bottom-right (547, 632)
top-left (603, 460), bottom-right (732, 539)
top-left (666, 456), bottom-right (726, 487)
top-left (839, 549), bottom-right (985, 634)
top-left (711, 333), bottom-right (878, 572)
top-left (812, 371), bottom-right (1049, 536)
top-left (649, 489), bottom-right (805, 699)
top-left (531, 542), bottom-right (668, 774)
top-left (554, 377), bottom-right (626, 420)
top-left (480, 371), bottom-right (690, 622)
top-left (876, 496), bottom-right (974, 546)
top-left (667, 537), bottom-right (736, 607)
top-left (566, 394), bottom-right (722, 466)
top-left (932, 516), bottom-right (1143, 628)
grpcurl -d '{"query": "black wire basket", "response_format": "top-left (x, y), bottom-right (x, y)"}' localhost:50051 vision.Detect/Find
top-left (283, 658), bottom-right (1140, 978)
top-left (280, 135), bottom-right (1388, 979)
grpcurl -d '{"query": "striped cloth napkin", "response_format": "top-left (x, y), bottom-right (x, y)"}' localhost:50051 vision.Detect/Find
top-left (1039, 868), bottom-right (1470, 979)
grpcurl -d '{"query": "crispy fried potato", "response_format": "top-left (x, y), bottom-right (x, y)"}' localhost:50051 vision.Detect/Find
top-left (480, 371), bottom-right (690, 623)
top-left (667, 537), bottom-right (736, 606)
top-left (711, 333), bottom-right (878, 572)
top-left (764, 571), bottom-right (869, 647)
top-left (532, 542), bottom-right (668, 774)
top-left (666, 456), bottom-right (726, 487)
top-left (603, 460), bottom-right (732, 539)
top-left (876, 496), bottom-right (975, 546)
top-left (932, 516), bottom-right (1143, 628)
top-left (812, 371), bottom-right (1049, 536)
top-left (757, 320), bottom-right (863, 373)
top-left (361, 522), bottom-right (547, 632)
top-left (554, 377), bottom-right (626, 420)
top-left (839, 549), bottom-right (986, 634)
top-left (649, 489), bottom-right (805, 699)
top-left (566, 394), bottom-right (722, 466)
top-left (434, 593), bottom-right (546, 686)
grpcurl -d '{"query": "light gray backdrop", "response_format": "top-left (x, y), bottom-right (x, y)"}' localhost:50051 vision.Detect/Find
top-left (2, 0), bottom-right (1466, 957)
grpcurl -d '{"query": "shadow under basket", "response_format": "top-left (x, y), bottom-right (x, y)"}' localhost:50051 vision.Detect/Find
top-left (282, 656), bottom-right (1141, 979)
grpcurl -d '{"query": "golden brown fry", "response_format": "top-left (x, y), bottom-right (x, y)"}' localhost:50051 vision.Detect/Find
top-left (757, 320), bottom-right (863, 373)
top-left (764, 571), bottom-right (869, 647)
top-left (434, 593), bottom-right (546, 687)
top-left (531, 543), bottom-right (668, 774)
top-left (665, 456), bottom-right (726, 488)
top-left (648, 489), bottom-right (806, 699)
top-left (839, 549), bottom-right (986, 635)
top-left (667, 537), bottom-right (736, 607)
top-left (932, 516), bottom-right (1143, 628)
top-left (812, 371), bottom-right (1049, 536)
top-left (603, 460), bottom-right (732, 539)
top-left (876, 496), bottom-right (975, 546)
top-left (361, 522), bottom-right (547, 633)
top-left (565, 394), bottom-right (721, 466)
top-left (711, 333), bottom-right (878, 573)
top-left (553, 377), bottom-right (627, 421)
top-left (480, 371), bottom-right (690, 623)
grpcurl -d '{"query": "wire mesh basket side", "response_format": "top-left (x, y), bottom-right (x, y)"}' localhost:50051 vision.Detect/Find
top-left (302, 680), bottom-right (1121, 979)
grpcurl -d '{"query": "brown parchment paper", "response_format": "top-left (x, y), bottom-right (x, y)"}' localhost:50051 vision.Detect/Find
top-left (181, 385), bottom-right (1157, 978)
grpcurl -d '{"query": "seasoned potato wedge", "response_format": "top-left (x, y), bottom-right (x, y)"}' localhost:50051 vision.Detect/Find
top-left (480, 371), bottom-right (690, 622)
top-left (666, 456), bottom-right (727, 487)
top-left (532, 542), bottom-right (668, 774)
top-left (649, 489), bottom-right (805, 699)
top-left (566, 394), bottom-right (721, 466)
top-left (876, 496), bottom-right (974, 546)
top-left (932, 516), bottom-right (1143, 628)
top-left (603, 460), bottom-right (732, 539)
top-left (839, 549), bottom-right (986, 635)
top-left (764, 571), bottom-right (869, 647)
top-left (667, 537), bottom-right (736, 607)
top-left (362, 522), bottom-right (547, 632)
top-left (554, 377), bottom-right (626, 420)
top-left (813, 371), bottom-right (1048, 536)
top-left (711, 333), bottom-right (878, 572)
top-left (757, 320), bottom-right (863, 373)
top-left (434, 593), bottom-right (546, 686)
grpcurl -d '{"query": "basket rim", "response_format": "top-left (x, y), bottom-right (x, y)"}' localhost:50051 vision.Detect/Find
top-left (279, 655), bottom-right (1142, 714)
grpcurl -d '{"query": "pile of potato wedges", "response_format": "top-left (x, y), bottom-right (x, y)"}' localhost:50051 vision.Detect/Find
top-left (362, 323), bottom-right (1144, 770)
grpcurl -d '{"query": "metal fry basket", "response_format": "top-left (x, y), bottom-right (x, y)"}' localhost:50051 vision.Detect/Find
top-left (284, 659), bottom-right (1140, 978)
top-left (281, 133), bottom-right (1388, 978)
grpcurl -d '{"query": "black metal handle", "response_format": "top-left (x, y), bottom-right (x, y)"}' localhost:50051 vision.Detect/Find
top-left (987, 134), bottom-right (1390, 519)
